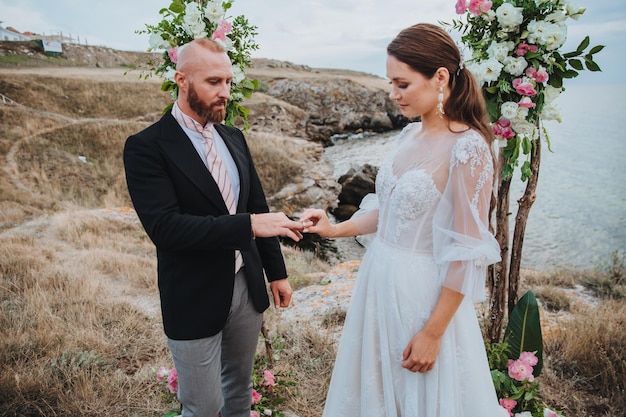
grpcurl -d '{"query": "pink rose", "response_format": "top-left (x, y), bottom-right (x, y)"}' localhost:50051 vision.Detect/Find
top-left (526, 67), bottom-right (549, 83)
top-left (500, 398), bottom-right (517, 416)
top-left (508, 359), bottom-right (534, 382)
top-left (518, 97), bottom-right (536, 108)
top-left (493, 117), bottom-right (515, 139)
top-left (251, 388), bottom-right (262, 405)
top-left (250, 412), bottom-right (260, 417)
top-left (212, 19), bottom-right (233, 41)
top-left (167, 47), bottom-right (178, 64)
top-left (512, 78), bottom-right (537, 96)
top-left (262, 370), bottom-right (276, 387)
top-left (455, 0), bottom-right (467, 14)
top-left (468, 0), bottom-right (492, 15)
top-left (515, 42), bottom-right (538, 56)
top-left (167, 368), bottom-right (178, 394)
top-left (520, 351), bottom-right (539, 366)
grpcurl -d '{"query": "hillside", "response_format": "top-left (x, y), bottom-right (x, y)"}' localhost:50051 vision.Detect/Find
top-left (0, 43), bottom-right (623, 417)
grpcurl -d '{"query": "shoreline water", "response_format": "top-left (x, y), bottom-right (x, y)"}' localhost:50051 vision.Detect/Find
top-left (324, 83), bottom-right (626, 271)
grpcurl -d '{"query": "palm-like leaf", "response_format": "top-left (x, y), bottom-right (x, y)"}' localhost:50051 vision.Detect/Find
top-left (504, 290), bottom-right (544, 376)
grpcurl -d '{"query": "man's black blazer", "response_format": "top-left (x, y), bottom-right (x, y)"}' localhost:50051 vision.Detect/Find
top-left (123, 111), bottom-right (287, 340)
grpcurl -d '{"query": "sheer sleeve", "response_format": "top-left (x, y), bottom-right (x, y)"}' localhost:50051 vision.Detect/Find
top-left (433, 132), bottom-right (501, 302)
top-left (352, 193), bottom-right (379, 247)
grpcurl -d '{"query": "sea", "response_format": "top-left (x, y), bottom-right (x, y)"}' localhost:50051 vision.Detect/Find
top-left (324, 83), bottom-right (626, 272)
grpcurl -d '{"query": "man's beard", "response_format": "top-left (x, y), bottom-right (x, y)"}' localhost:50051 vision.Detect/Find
top-left (187, 82), bottom-right (227, 125)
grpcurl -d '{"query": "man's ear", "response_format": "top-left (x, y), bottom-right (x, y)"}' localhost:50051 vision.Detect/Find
top-left (174, 70), bottom-right (186, 91)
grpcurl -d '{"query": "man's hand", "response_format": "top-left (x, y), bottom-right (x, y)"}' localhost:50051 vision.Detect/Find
top-left (270, 279), bottom-right (293, 309)
top-left (252, 212), bottom-right (303, 242)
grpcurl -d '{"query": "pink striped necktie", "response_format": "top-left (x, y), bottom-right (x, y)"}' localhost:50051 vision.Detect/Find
top-left (172, 104), bottom-right (243, 273)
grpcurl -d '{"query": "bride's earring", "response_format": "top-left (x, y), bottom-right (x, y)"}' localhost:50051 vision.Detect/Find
top-left (436, 86), bottom-right (445, 119)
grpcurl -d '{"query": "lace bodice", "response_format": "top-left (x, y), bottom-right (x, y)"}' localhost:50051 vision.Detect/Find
top-left (351, 122), bottom-right (501, 301)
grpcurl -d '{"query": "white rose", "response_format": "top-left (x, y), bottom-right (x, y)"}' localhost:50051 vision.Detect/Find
top-left (149, 33), bottom-right (170, 51)
top-left (164, 68), bottom-right (176, 82)
top-left (214, 36), bottom-right (234, 52)
top-left (543, 23), bottom-right (567, 50)
top-left (184, 2), bottom-right (203, 25)
top-left (565, 0), bottom-right (586, 20)
top-left (543, 85), bottom-right (563, 104)
top-left (541, 104), bottom-right (562, 122)
top-left (503, 56), bottom-right (528, 76)
top-left (487, 41), bottom-right (514, 62)
top-left (517, 107), bottom-right (529, 120)
top-left (482, 58), bottom-right (504, 84)
top-left (496, 3), bottom-right (524, 31)
top-left (501, 101), bottom-right (519, 119)
top-left (205, 1), bottom-right (225, 21)
top-left (514, 413), bottom-right (533, 417)
top-left (511, 118), bottom-right (536, 136)
top-left (232, 65), bottom-right (246, 84)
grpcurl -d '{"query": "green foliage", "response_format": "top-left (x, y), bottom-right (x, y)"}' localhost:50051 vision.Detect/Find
top-left (446, 0), bottom-right (603, 181)
top-left (504, 290), bottom-right (544, 376)
top-left (137, 0), bottom-right (259, 128)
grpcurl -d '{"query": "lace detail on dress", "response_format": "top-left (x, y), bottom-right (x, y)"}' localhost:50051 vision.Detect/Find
top-left (450, 132), bottom-right (494, 215)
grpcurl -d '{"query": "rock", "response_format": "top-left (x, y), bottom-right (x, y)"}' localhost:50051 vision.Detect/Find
top-left (332, 164), bottom-right (378, 220)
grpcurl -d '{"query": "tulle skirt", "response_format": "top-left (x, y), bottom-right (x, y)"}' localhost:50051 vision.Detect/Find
top-left (322, 238), bottom-right (507, 417)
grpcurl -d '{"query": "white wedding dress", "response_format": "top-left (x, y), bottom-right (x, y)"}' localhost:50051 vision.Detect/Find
top-left (322, 123), bottom-right (508, 417)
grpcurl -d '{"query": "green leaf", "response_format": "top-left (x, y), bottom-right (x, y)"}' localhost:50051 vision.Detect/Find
top-left (589, 45), bottom-right (605, 54)
top-left (520, 160), bottom-right (531, 182)
top-left (576, 36), bottom-right (590, 54)
top-left (504, 290), bottom-right (544, 376)
top-left (169, 0), bottom-right (185, 14)
top-left (522, 137), bottom-right (532, 154)
top-left (562, 69), bottom-right (579, 79)
top-left (569, 59), bottom-right (583, 70)
top-left (584, 58), bottom-right (602, 72)
top-left (562, 51), bottom-right (581, 59)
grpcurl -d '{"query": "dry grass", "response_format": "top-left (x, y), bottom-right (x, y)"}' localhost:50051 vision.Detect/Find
top-left (246, 131), bottom-right (308, 195)
top-left (1, 67), bottom-right (624, 417)
top-left (0, 211), bottom-right (170, 416)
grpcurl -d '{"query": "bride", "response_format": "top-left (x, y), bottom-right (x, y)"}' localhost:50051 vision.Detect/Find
top-left (300, 23), bottom-right (509, 417)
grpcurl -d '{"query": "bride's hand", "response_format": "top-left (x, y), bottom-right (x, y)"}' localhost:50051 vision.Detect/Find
top-left (401, 330), bottom-right (441, 373)
top-left (299, 208), bottom-right (336, 238)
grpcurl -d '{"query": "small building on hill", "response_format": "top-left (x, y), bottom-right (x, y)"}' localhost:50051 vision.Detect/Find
top-left (0, 25), bottom-right (30, 41)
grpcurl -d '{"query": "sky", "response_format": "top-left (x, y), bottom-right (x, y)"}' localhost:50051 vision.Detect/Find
top-left (0, 0), bottom-right (624, 84)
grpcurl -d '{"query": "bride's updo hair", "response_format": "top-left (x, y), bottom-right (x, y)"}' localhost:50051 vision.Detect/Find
top-left (387, 23), bottom-right (493, 146)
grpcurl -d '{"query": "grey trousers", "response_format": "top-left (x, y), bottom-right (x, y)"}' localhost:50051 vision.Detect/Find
top-left (168, 268), bottom-right (263, 417)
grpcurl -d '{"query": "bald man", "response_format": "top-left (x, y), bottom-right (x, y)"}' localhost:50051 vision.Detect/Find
top-left (123, 39), bottom-right (302, 417)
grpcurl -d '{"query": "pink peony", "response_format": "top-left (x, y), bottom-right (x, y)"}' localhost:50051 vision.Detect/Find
top-left (519, 351), bottom-right (539, 366)
top-left (250, 412), bottom-right (260, 417)
top-left (508, 359), bottom-right (535, 382)
top-left (526, 67), bottom-right (549, 83)
top-left (166, 368), bottom-right (178, 394)
top-left (518, 97), bottom-right (536, 108)
top-left (455, 0), bottom-right (467, 14)
top-left (515, 42), bottom-right (538, 56)
top-left (262, 370), bottom-right (276, 387)
top-left (468, 0), bottom-right (492, 15)
top-left (167, 47), bottom-right (178, 64)
top-left (500, 398), bottom-right (517, 416)
top-left (212, 19), bottom-right (233, 41)
top-left (251, 388), bottom-right (262, 405)
top-left (513, 78), bottom-right (537, 96)
top-left (493, 117), bottom-right (515, 139)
